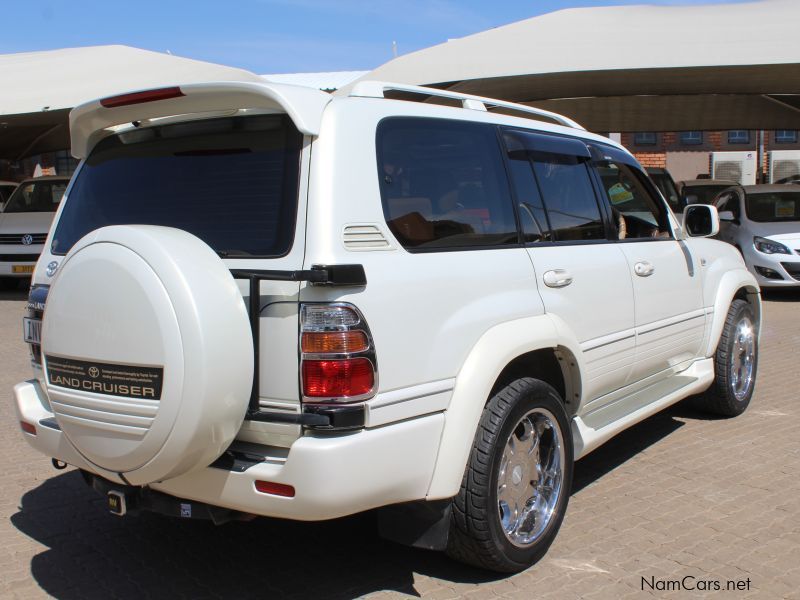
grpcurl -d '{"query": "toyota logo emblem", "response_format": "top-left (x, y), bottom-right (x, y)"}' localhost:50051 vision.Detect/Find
top-left (88, 367), bottom-right (100, 378)
top-left (21, 234), bottom-right (33, 246)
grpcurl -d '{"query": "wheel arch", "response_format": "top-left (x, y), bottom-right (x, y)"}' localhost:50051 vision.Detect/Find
top-left (426, 314), bottom-right (583, 500)
top-left (705, 270), bottom-right (761, 357)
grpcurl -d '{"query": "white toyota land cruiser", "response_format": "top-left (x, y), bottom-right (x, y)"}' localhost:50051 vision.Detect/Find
top-left (14, 81), bottom-right (760, 573)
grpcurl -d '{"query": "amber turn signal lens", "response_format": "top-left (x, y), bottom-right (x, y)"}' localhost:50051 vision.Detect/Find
top-left (301, 331), bottom-right (369, 354)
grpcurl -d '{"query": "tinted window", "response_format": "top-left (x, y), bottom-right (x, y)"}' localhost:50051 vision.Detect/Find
top-left (4, 180), bottom-right (67, 213)
top-left (52, 115), bottom-right (301, 257)
top-left (531, 152), bottom-right (605, 241)
top-left (505, 153), bottom-right (549, 242)
top-left (595, 161), bottom-right (670, 239)
top-left (648, 171), bottom-right (681, 212)
top-left (377, 118), bottom-right (518, 250)
top-left (746, 192), bottom-right (800, 222)
top-left (0, 185), bottom-right (16, 205)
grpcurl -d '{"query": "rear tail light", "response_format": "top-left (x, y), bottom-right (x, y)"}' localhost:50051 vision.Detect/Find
top-left (20, 421), bottom-right (36, 435)
top-left (300, 303), bottom-right (377, 402)
top-left (301, 331), bottom-right (368, 354)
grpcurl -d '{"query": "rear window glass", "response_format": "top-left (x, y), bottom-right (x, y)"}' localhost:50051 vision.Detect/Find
top-left (52, 115), bottom-right (302, 257)
top-left (376, 117), bottom-right (518, 250)
top-left (4, 180), bottom-right (67, 213)
top-left (746, 192), bottom-right (800, 222)
top-left (531, 153), bottom-right (605, 242)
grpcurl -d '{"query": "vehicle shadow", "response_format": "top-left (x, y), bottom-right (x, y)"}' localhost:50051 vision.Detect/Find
top-left (0, 282), bottom-right (28, 300)
top-left (761, 288), bottom-right (800, 302)
top-left (12, 406), bottom-right (698, 599)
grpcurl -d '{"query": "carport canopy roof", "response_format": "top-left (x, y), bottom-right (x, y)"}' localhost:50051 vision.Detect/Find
top-left (345, 0), bottom-right (800, 132)
top-left (0, 45), bottom-right (264, 159)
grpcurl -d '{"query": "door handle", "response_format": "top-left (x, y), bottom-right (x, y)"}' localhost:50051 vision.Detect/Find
top-left (634, 261), bottom-right (655, 277)
top-left (543, 269), bottom-right (573, 288)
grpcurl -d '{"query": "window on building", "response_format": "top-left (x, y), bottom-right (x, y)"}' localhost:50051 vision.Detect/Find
top-left (775, 130), bottom-right (798, 144)
top-left (633, 132), bottom-right (657, 146)
top-left (680, 131), bottom-right (703, 145)
top-left (728, 130), bottom-right (750, 144)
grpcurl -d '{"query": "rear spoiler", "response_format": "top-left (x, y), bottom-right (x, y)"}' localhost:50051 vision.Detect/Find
top-left (69, 81), bottom-right (333, 158)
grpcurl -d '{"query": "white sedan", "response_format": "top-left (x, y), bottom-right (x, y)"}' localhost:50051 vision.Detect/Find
top-left (713, 184), bottom-right (800, 287)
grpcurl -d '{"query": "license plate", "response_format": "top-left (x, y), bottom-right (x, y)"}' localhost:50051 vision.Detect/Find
top-left (12, 265), bottom-right (34, 274)
top-left (23, 318), bottom-right (41, 344)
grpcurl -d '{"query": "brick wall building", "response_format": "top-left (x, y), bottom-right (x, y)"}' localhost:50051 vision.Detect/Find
top-left (620, 130), bottom-right (800, 183)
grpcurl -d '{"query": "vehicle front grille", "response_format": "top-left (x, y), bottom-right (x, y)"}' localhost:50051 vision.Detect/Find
top-left (781, 262), bottom-right (800, 281)
top-left (0, 234), bottom-right (47, 245)
top-left (0, 254), bottom-right (40, 262)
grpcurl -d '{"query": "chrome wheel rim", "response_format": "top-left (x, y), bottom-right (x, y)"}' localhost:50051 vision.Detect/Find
top-left (730, 316), bottom-right (756, 401)
top-left (497, 408), bottom-right (565, 547)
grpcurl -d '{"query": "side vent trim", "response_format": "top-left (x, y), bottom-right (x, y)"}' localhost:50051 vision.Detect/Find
top-left (342, 224), bottom-right (394, 251)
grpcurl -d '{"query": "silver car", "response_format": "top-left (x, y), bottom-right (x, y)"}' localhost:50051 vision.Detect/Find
top-left (713, 184), bottom-right (800, 287)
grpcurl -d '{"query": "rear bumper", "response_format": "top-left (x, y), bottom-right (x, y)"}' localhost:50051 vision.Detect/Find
top-left (14, 379), bottom-right (445, 521)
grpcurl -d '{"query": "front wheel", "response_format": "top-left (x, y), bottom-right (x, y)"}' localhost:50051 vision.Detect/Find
top-left (695, 298), bottom-right (758, 417)
top-left (446, 378), bottom-right (573, 573)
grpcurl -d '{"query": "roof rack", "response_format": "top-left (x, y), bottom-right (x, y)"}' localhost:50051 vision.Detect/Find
top-left (349, 81), bottom-right (585, 131)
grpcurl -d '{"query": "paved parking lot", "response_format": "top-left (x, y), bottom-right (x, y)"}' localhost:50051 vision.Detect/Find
top-left (1, 282), bottom-right (798, 599)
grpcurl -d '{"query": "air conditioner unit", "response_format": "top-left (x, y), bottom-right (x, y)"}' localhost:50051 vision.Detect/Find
top-left (768, 150), bottom-right (800, 183)
top-left (711, 151), bottom-right (757, 185)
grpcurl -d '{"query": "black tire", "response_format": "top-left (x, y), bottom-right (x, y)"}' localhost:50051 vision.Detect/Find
top-left (695, 299), bottom-right (758, 417)
top-left (446, 378), bottom-right (573, 573)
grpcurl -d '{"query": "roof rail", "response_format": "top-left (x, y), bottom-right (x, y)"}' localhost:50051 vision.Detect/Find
top-left (349, 81), bottom-right (585, 130)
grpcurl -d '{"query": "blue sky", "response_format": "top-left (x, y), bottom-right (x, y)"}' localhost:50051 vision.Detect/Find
top-left (1, 0), bottom-right (752, 74)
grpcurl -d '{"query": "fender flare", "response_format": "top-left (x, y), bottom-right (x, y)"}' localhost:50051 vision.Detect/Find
top-left (426, 313), bottom-right (583, 500)
top-left (704, 268), bottom-right (761, 357)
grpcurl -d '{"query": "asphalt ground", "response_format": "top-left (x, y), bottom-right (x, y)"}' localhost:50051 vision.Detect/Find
top-left (1, 280), bottom-right (798, 599)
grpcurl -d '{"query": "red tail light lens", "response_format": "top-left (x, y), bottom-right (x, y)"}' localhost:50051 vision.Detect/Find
top-left (302, 358), bottom-right (374, 398)
top-left (100, 86), bottom-right (185, 108)
top-left (254, 481), bottom-right (295, 497)
top-left (20, 421), bottom-right (36, 435)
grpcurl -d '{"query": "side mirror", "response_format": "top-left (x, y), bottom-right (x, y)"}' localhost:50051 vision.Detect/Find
top-left (682, 204), bottom-right (720, 238)
top-left (718, 210), bottom-right (737, 223)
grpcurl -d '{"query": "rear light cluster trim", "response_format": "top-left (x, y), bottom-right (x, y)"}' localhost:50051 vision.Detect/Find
top-left (300, 303), bottom-right (378, 404)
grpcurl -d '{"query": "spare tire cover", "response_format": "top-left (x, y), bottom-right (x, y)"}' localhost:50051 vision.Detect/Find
top-left (42, 225), bottom-right (254, 485)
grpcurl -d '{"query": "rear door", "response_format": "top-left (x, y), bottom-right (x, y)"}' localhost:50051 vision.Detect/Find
top-left (590, 147), bottom-right (705, 385)
top-left (502, 130), bottom-right (635, 403)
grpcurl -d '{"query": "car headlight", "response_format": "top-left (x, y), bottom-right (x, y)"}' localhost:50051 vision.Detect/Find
top-left (753, 236), bottom-right (791, 255)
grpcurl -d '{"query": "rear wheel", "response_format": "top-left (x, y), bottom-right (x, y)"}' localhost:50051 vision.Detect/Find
top-left (446, 378), bottom-right (573, 573)
top-left (695, 299), bottom-right (757, 417)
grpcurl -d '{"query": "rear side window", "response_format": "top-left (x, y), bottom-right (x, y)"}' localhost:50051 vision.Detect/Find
top-left (4, 180), bottom-right (67, 213)
top-left (377, 118), bottom-right (518, 250)
top-left (530, 153), bottom-right (605, 241)
top-left (52, 115), bottom-right (302, 257)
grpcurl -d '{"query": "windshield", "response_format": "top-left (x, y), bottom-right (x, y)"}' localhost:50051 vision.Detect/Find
top-left (745, 192), bottom-right (800, 223)
top-left (52, 115), bottom-right (302, 257)
top-left (683, 185), bottom-right (730, 205)
top-left (4, 180), bottom-right (67, 213)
